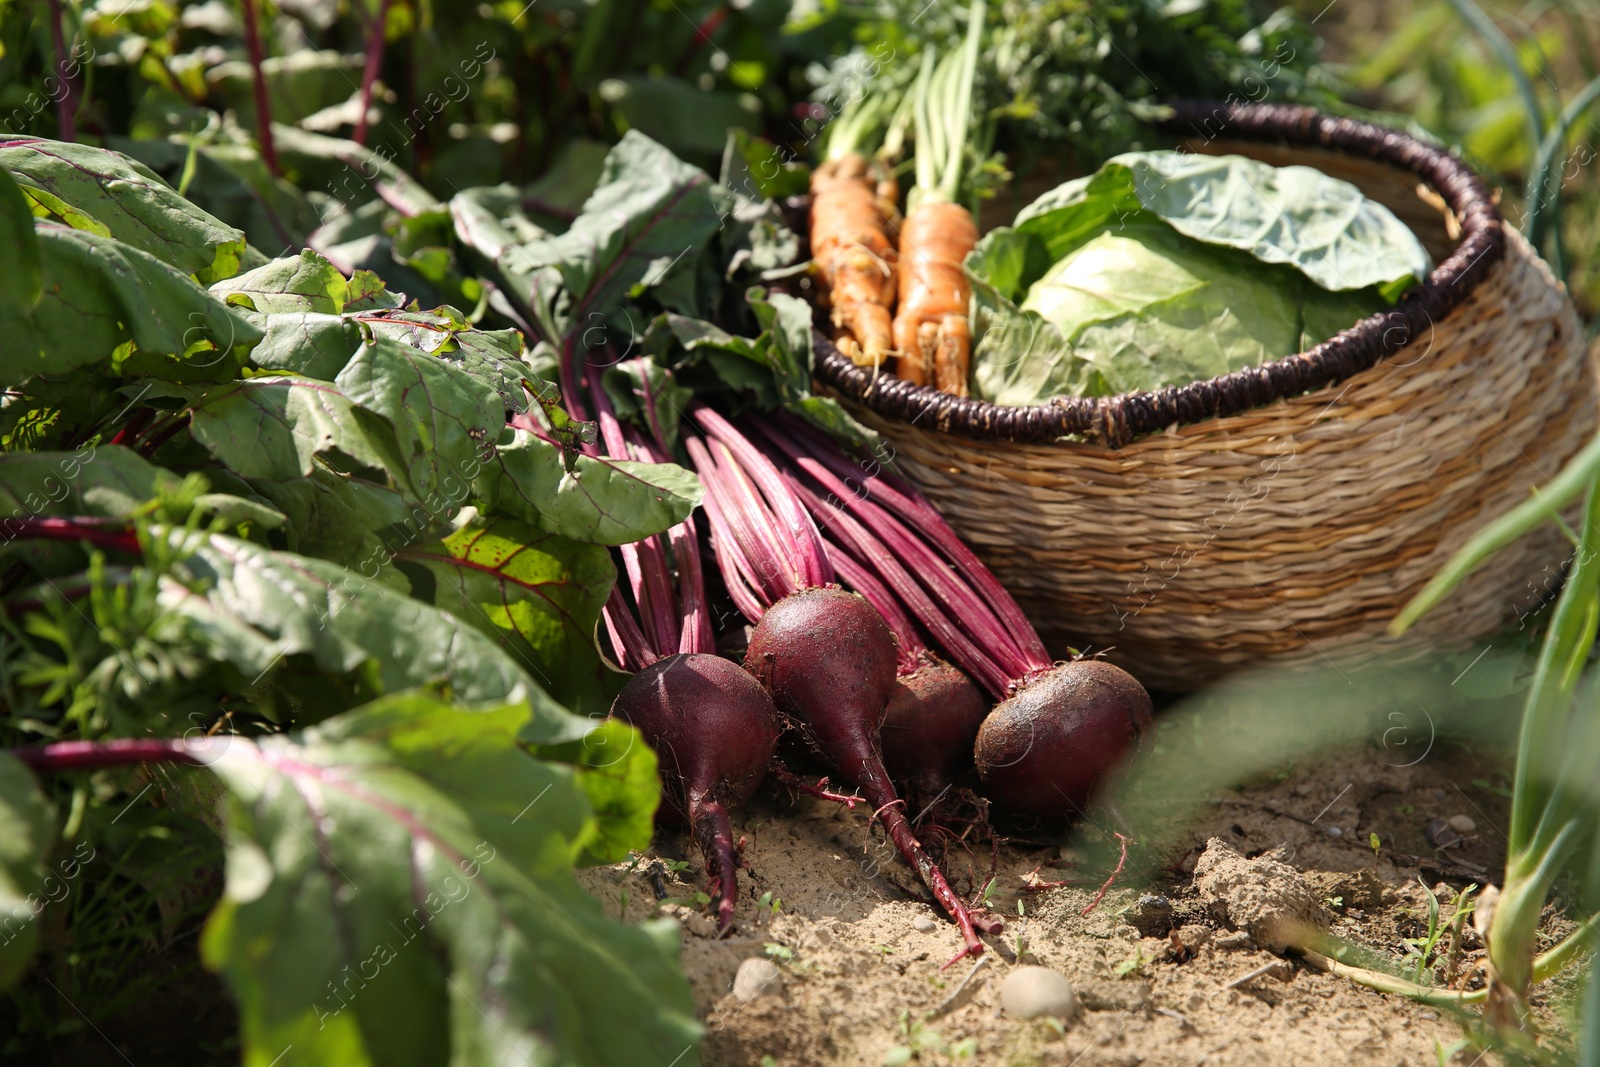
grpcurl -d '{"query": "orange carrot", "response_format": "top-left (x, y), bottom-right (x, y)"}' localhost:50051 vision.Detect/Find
top-left (890, 0), bottom-right (985, 395)
top-left (810, 154), bottom-right (899, 368)
top-left (893, 200), bottom-right (977, 394)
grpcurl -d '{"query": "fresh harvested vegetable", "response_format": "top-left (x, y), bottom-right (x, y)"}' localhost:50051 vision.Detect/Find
top-left (973, 659), bottom-right (1154, 815)
top-left (821, 530), bottom-right (988, 803)
top-left (612, 653), bottom-right (782, 933)
top-left (748, 414), bottom-right (1156, 815)
top-left (804, 0), bottom-right (1324, 188)
top-left (811, 97), bottom-right (902, 369)
top-left (687, 407), bottom-right (1002, 964)
top-left (895, 200), bottom-right (979, 391)
top-left (893, 1), bottom-right (986, 394)
top-left (967, 151), bottom-right (1432, 404)
top-left (742, 586), bottom-right (900, 795)
top-left (565, 358), bottom-right (779, 933)
top-left (882, 657), bottom-right (990, 804)
top-left (750, 413), bottom-right (1042, 696)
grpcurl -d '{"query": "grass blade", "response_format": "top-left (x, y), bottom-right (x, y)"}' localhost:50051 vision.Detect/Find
top-left (1580, 950), bottom-right (1600, 1067)
top-left (1443, 0), bottom-right (1546, 157)
top-left (1509, 482), bottom-right (1600, 849)
top-left (1525, 73), bottom-right (1600, 267)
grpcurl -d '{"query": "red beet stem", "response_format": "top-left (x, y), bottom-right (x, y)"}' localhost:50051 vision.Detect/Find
top-left (238, 0), bottom-right (279, 175)
top-left (761, 416), bottom-right (1051, 670)
top-left (4, 517), bottom-right (140, 555)
top-left (691, 798), bottom-right (740, 934)
top-left (46, 0), bottom-right (78, 141)
top-left (794, 477), bottom-right (1014, 697)
top-left (685, 439), bottom-right (769, 622)
top-left (688, 437), bottom-right (803, 605)
top-left (8, 738), bottom-right (202, 770)
top-left (353, 0), bottom-right (390, 145)
top-left (109, 408), bottom-right (155, 448)
top-left (609, 361), bottom-right (713, 655)
top-left (669, 516), bottom-right (713, 656)
top-left (602, 585), bottom-right (657, 672)
top-left (589, 368), bottom-right (679, 654)
top-left (827, 549), bottom-right (925, 673)
top-left (693, 408), bottom-right (832, 590)
top-left (638, 369), bottom-right (674, 457)
top-left (749, 428), bottom-right (1029, 687)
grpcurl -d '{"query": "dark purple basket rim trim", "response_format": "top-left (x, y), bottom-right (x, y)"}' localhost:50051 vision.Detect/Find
top-left (810, 101), bottom-right (1505, 448)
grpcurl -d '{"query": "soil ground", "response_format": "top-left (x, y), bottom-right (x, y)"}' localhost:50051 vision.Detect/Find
top-left (579, 738), bottom-right (1583, 1067)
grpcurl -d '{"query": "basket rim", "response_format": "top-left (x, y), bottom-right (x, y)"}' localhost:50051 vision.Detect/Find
top-left (810, 101), bottom-right (1507, 449)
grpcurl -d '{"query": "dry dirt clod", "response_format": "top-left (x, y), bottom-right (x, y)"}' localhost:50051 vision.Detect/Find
top-left (1000, 965), bottom-right (1077, 1021)
top-left (1192, 837), bottom-right (1324, 953)
top-left (1123, 893), bottom-right (1175, 936)
top-left (733, 958), bottom-right (783, 1002)
top-left (1173, 924), bottom-right (1211, 954)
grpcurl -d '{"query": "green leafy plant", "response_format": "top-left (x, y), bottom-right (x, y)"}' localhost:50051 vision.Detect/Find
top-left (965, 151), bottom-right (1431, 404)
top-left (885, 1009), bottom-right (952, 1066)
top-left (0, 134), bottom-right (710, 1062)
top-left (1345, 0), bottom-right (1600, 318)
top-left (1387, 474), bottom-right (1600, 1052)
top-left (1114, 945), bottom-right (1146, 979)
top-left (1401, 881), bottom-right (1478, 986)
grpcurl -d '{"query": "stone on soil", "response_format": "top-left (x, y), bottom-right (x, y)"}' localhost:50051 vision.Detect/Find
top-left (733, 958), bottom-right (783, 1002)
top-left (1000, 965), bottom-right (1077, 1021)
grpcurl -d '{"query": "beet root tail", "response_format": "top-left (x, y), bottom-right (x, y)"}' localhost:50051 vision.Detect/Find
top-left (874, 801), bottom-right (1001, 967)
top-left (693, 800), bottom-right (741, 936)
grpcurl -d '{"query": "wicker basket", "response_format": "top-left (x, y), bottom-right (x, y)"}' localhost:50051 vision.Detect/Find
top-left (812, 102), bottom-right (1599, 690)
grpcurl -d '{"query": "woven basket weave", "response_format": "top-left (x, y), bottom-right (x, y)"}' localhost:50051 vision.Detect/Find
top-left (813, 102), bottom-right (1599, 690)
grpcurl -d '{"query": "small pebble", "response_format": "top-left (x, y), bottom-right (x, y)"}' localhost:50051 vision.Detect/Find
top-left (1424, 818), bottom-right (1462, 849)
top-left (1324, 826), bottom-right (1343, 838)
top-left (1447, 814), bottom-right (1476, 834)
top-left (999, 965), bottom-right (1077, 1021)
top-left (912, 915), bottom-right (938, 932)
top-left (732, 958), bottom-right (782, 1002)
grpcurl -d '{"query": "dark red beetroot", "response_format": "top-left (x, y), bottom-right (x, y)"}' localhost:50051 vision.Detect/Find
top-left (747, 414), bottom-right (1156, 819)
top-left (612, 654), bottom-right (782, 931)
top-left (744, 587), bottom-right (899, 775)
top-left (881, 657), bottom-right (989, 802)
top-left (690, 413), bottom-right (1001, 965)
top-left (823, 537), bottom-right (988, 804)
top-left (743, 588), bottom-right (998, 961)
top-left (973, 660), bottom-right (1153, 815)
top-left (571, 359), bottom-right (779, 933)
